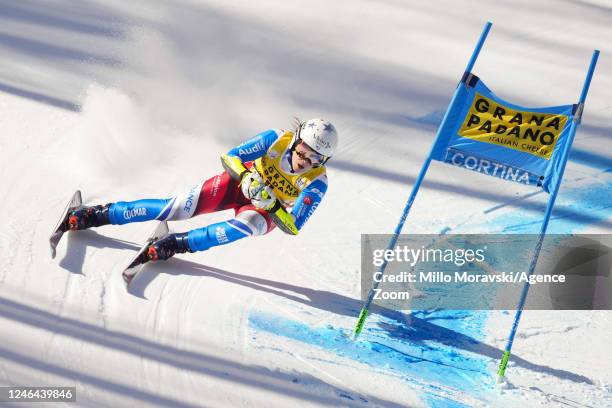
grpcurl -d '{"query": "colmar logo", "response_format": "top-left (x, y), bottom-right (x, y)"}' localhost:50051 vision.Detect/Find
top-left (123, 207), bottom-right (147, 220)
top-left (303, 202), bottom-right (319, 225)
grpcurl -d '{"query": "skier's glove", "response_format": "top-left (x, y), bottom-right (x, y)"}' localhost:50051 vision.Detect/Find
top-left (241, 171), bottom-right (276, 210)
top-left (252, 185), bottom-right (277, 210)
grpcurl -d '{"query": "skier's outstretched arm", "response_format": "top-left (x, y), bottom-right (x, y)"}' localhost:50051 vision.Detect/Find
top-left (221, 130), bottom-right (279, 180)
top-left (268, 177), bottom-right (328, 235)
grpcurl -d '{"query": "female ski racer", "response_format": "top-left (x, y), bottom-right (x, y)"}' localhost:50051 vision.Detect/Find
top-left (61, 118), bottom-right (338, 266)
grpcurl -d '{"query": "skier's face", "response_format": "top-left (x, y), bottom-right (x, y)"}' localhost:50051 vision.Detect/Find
top-left (292, 141), bottom-right (324, 171)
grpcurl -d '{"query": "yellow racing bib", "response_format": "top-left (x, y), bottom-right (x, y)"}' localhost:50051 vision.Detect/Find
top-left (254, 132), bottom-right (326, 205)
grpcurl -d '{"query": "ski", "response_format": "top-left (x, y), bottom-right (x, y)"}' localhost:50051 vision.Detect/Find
top-left (122, 221), bottom-right (169, 288)
top-left (49, 190), bottom-right (83, 258)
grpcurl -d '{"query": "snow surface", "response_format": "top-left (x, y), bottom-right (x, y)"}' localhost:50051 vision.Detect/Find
top-left (0, 1), bottom-right (611, 407)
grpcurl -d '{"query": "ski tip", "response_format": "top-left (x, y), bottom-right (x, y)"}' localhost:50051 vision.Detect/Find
top-left (50, 246), bottom-right (56, 259)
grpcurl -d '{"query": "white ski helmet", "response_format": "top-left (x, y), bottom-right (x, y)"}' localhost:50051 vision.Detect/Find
top-left (296, 118), bottom-right (338, 159)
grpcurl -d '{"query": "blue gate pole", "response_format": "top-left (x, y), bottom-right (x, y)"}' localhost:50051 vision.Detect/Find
top-left (497, 50), bottom-right (600, 382)
top-left (353, 22), bottom-right (493, 339)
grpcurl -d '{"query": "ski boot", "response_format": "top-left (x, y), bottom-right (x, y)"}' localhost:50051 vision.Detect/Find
top-left (64, 204), bottom-right (111, 232)
top-left (131, 233), bottom-right (192, 267)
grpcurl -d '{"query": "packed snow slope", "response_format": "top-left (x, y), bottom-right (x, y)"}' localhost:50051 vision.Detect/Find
top-left (0, 1), bottom-right (611, 407)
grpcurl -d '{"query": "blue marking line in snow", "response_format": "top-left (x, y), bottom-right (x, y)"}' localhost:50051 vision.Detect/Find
top-left (249, 311), bottom-right (491, 407)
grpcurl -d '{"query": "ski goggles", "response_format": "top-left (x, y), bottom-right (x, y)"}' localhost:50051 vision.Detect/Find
top-left (295, 141), bottom-right (328, 167)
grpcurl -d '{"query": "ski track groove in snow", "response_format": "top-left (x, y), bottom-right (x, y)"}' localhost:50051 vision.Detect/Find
top-left (98, 270), bottom-right (108, 324)
top-left (14, 223), bottom-right (37, 297)
top-left (0, 222), bottom-right (20, 285)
